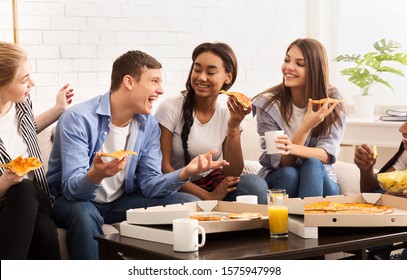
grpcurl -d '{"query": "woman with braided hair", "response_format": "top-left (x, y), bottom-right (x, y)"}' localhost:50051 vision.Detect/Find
top-left (155, 42), bottom-right (267, 204)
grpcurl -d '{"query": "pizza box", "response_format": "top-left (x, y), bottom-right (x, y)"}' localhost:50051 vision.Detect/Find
top-left (120, 222), bottom-right (174, 245)
top-left (286, 193), bottom-right (407, 228)
top-left (125, 200), bottom-right (269, 234)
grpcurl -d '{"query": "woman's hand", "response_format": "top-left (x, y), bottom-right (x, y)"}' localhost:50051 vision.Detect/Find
top-left (226, 96), bottom-right (251, 129)
top-left (0, 169), bottom-right (24, 196)
top-left (54, 84), bottom-right (74, 113)
top-left (207, 176), bottom-right (239, 200)
top-left (302, 98), bottom-right (340, 131)
top-left (273, 134), bottom-right (299, 156)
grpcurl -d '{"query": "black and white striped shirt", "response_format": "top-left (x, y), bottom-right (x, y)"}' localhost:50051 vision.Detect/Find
top-left (0, 98), bottom-right (51, 200)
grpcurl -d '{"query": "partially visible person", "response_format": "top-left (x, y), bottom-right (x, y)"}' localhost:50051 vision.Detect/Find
top-left (155, 42), bottom-right (268, 204)
top-left (354, 117), bottom-right (407, 260)
top-left (252, 38), bottom-right (346, 198)
top-left (47, 50), bottom-right (229, 259)
top-left (0, 41), bottom-right (73, 259)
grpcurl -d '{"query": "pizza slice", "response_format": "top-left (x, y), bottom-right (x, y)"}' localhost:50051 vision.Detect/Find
top-left (226, 212), bottom-right (264, 219)
top-left (219, 90), bottom-right (252, 109)
top-left (310, 98), bottom-right (343, 105)
top-left (100, 150), bottom-right (137, 160)
top-left (304, 201), bottom-right (393, 214)
top-left (372, 145), bottom-right (378, 159)
top-left (0, 155), bottom-right (43, 176)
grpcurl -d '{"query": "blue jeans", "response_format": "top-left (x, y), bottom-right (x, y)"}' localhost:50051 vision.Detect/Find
top-left (51, 192), bottom-right (200, 260)
top-left (265, 158), bottom-right (339, 198)
top-left (224, 174), bottom-right (268, 204)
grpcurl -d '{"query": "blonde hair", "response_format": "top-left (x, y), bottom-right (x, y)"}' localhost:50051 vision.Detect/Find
top-left (0, 42), bottom-right (27, 91)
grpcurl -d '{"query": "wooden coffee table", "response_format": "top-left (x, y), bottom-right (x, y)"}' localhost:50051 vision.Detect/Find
top-left (95, 227), bottom-right (407, 260)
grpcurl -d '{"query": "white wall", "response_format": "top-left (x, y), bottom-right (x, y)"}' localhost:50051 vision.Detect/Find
top-left (0, 0), bottom-right (309, 115)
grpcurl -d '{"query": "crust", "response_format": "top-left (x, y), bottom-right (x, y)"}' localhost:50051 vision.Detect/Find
top-left (311, 98), bottom-right (342, 105)
top-left (304, 201), bottom-right (393, 214)
top-left (100, 150), bottom-right (137, 159)
top-left (226, 212), bottom-right (263, 219)
top-left (219, 90), bottom-right (252, 109)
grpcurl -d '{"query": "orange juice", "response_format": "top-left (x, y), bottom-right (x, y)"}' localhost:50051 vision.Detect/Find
top-left (268, 206), bottom-right (288, 237)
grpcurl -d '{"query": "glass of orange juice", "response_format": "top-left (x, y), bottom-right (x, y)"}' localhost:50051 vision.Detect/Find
top-left (267, 189), bottom-right (288, 238)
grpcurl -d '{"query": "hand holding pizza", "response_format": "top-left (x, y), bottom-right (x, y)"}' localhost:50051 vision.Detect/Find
top-left (302, 98), bottom-right (340, 131)
top-left (180, 149), bottom-right (230, 181)
top-left (354, 144), bottom-right (377, 172)
top-left (0, 169), bottom-right (24, 194)
top-left (87, 152), bottom-right (127, 185)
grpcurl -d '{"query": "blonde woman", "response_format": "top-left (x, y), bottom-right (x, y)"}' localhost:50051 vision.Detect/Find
top-left (0, 42), bottom-right (73, 259)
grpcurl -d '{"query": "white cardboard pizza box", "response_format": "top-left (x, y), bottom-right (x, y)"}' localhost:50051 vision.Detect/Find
top-left (288, 215), bottom-right (318, 239)
top-left (125, 200), bottom-right (269, 234)
top-left (286, 193), bottom-right (407, 227)
top-left (120, 222), bottom-right (174, 245)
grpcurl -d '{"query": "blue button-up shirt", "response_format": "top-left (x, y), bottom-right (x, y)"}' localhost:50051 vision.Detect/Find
top-left (47, 92), bottom-right (184, 201)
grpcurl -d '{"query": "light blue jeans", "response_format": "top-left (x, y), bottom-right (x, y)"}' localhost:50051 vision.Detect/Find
top-left (224, 174), bottom-right (268, 204)
top-left (265, 158), bottom-right (339, 198)
top-left (51, 192), bottom-right (200, 260)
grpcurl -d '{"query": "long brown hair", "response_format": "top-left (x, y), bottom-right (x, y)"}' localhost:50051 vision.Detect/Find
top-left (180, 42), bottom-right (238, 165)
top-left (254, 38), bottom-right (345, 137)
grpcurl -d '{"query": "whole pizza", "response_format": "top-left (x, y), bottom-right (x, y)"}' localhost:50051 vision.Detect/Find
top-left (304, 201), bottom-right (393, 214)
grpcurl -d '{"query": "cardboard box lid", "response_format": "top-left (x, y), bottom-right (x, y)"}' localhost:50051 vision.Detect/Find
top-left (126, 200), bottom-right (269, 234)
top-left (286, 193), bottom-right (407, 227)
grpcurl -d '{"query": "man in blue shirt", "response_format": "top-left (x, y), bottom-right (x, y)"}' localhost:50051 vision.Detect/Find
top-left (47, 50), bottom-right (228, 259)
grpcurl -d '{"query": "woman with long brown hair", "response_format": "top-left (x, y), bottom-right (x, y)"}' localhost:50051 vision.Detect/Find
top-left (252, 38), bottom-right (346, 198)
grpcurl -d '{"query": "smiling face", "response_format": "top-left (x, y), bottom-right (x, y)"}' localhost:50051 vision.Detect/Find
top-left (0, 60), bottom-right (34, 106)
top-left (281, 45), bottom-right (306, 90)
top-left (128, 67), bottom-right (163, 115)
top-left (190, 51), bottom-right (232, 98)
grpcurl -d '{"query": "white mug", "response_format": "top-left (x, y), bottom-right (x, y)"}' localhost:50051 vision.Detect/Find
top-left (236, 195), bottom-right (258, 204)
top-left (260, 130), bottom-right (284, 154)
top-left (173, 218), bottom-right (206, 252)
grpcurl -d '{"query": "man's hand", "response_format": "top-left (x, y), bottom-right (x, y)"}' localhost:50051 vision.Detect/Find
top-left (354, 144), bottom-right (376, 172)
top-left (179, 149), bottom-right (229, 181)
top-left (87, 152), bottom-right (127, 185)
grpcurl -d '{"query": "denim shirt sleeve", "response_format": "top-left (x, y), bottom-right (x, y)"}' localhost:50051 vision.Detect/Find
top-left (125, 116), bottom-right (186, 198)
top-left (56, 111), bottom-right (100, 201)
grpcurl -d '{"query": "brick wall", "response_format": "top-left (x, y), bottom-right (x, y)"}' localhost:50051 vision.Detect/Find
top-left (0, 0), bottom-right (308, 114)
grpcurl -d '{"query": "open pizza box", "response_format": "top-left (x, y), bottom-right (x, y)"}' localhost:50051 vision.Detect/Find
top-left (121, 200), bottom-right (269, 244)
top-left (286, 193), bottom-right (407, 239)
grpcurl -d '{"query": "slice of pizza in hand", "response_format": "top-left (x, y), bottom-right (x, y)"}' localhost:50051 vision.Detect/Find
top-left (219, 90), bottom-right (252, 109)
top-left (311, 98), bottom-right (343, 105)
top-left (0, 155), bottom-right (43, 176)
top-left (100, 150), bottom-right (137, 160)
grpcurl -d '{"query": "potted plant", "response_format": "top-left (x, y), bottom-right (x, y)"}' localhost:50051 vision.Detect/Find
top-left (334, 38), bottom-right (407, 116)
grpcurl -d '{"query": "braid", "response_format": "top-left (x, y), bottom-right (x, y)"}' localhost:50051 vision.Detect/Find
top-left (181, 91), bottom-right (195, 165)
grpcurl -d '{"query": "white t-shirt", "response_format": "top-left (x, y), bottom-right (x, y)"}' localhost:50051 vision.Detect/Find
top-left (155, 95), bottom-right (230, 180)
top-left (93, 121), bottom-right (132, 203)
top-left (0, 104), bottom-right (29, 160)
top-left (393, 150), bottom-right (407, 170)
top-left (286, 103), bottom-right (306, 139)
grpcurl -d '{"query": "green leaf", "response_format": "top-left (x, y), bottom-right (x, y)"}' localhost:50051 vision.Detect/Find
top-left (372, 75), bottom-right (394, 90)
top-left (377, 66), bottom-right (404, 76)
